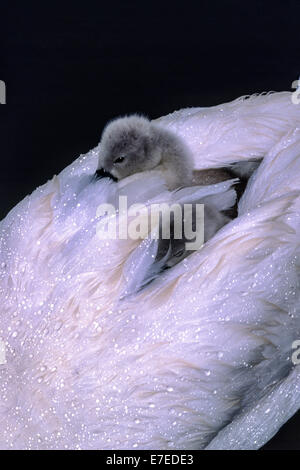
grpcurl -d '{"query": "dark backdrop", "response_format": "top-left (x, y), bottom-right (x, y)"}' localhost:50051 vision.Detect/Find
top-left (1, 0), bottom-right (300, 449)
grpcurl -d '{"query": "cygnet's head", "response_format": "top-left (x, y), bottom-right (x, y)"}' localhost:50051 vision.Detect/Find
top-left (96, 115), bottom-right (162, 182)
top-left (96, 114), bottom-right (194, 189)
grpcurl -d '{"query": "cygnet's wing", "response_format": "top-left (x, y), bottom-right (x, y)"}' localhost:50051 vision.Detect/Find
top-left (156, 92), bottom-right (300, 169)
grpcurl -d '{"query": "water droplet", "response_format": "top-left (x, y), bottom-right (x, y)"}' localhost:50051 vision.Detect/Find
top-left (54, 321), bottom-right (63, 331)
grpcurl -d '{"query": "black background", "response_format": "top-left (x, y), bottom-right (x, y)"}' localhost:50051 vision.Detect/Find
top-left (1, 0), bottom-right (300, 449)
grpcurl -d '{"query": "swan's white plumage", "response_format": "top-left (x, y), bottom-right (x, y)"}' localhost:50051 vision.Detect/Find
top-left (0, 92), bottom-right (300, 449)
top-left (157, 92), bottom-right (300, 168)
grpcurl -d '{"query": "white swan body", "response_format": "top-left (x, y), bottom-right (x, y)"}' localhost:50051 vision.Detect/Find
top-left (0, 92), bottom-right (300, 449)
top-left (156, 92), bottom-right (300, 169)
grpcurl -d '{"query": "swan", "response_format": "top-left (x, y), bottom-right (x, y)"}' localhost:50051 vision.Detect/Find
top-left (1, 91), bottom-right (300, 450)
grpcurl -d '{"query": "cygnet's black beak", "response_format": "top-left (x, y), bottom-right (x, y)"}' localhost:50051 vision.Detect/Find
top-left (94, 168), bottom-right (118, 182)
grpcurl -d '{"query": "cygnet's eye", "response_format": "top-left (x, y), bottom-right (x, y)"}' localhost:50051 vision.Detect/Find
top-left (114, 156), bottom-right (126, 164)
